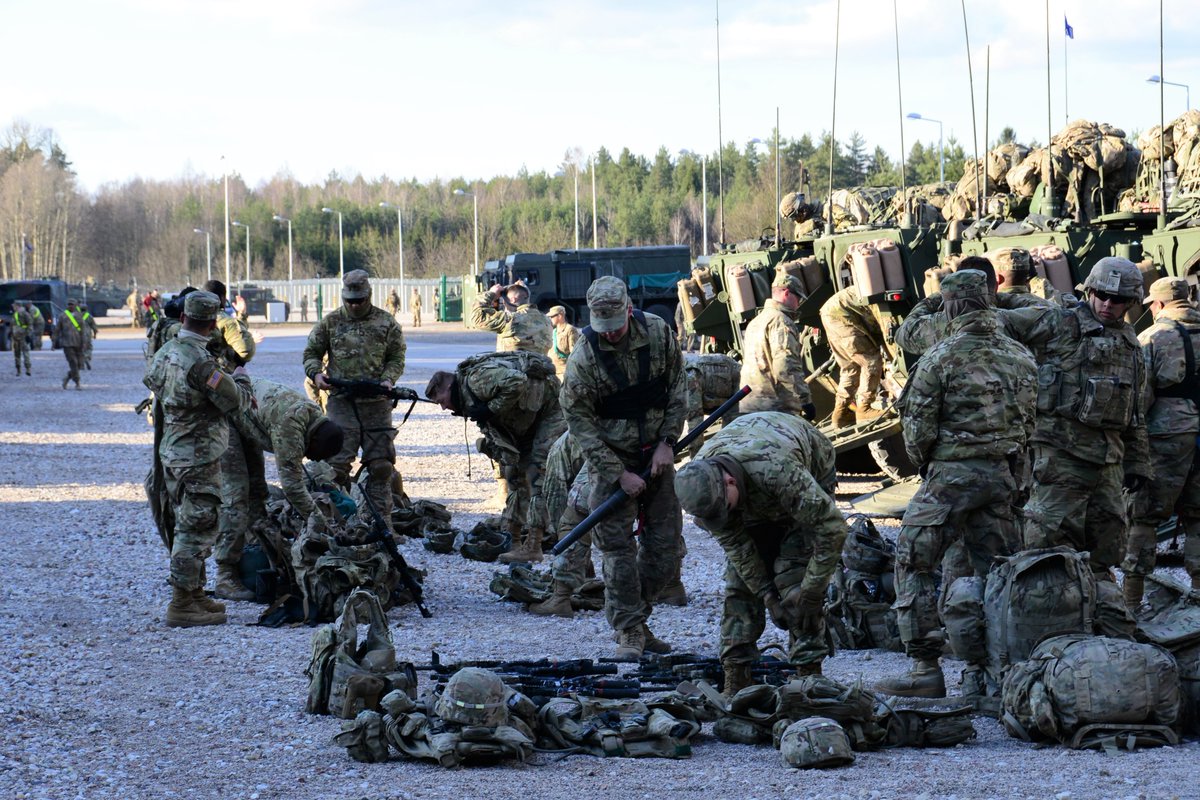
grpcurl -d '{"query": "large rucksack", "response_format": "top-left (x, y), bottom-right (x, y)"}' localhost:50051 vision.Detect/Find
top-left (825, 516), bottom-right (902, 652)
top-left (1000, 634), bottom-right (1182, 750)
top-left (1136, 574), bottom-right (1200, 733)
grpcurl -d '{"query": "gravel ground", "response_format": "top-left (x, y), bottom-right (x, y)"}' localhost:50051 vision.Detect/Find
top-left (0, 322), bottom-right (1194, 800)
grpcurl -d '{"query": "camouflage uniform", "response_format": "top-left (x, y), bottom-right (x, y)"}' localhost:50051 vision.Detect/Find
top-left (411, 290), bottom-right (422, 327)
top-left (470, 290), bottom-right (554, 353)
top-left (27, 303), bottom-right (45, 349)
top-left (739, 274), bottom-right (812, 416)
top-left (548, 318), bottom-right (581, 380)
top-left (210, 311), bottom-right (256, 372)
top-left (676, 412), bottom-right (844, 669)
top-left (818, 286), bottom-right (885, 410)
top-left (80, 308), bottom-right (98, 369)
top-left (892, 272), bottom-right (1037, 665)
top-left (894, 286), bottom-right (1053, 356)
top-left (1003, 259), bottom-right (1151, 574)
top-left (683, 353), bottom-right (742, 455)
top-left (1127, 279), bottom-right (1200, 589)
top-left (560, 278), bottom-right (685, 643)
top-left (303, 270), bottom-right (407, 528)
top-left (55, 305), bottom-right (86, 389)
top-left (10, 306), bottom-right (31, 375)
top-left (143, 292), bottom-right (253, 594)
top-left (540, 431), bottom-right (593, 591)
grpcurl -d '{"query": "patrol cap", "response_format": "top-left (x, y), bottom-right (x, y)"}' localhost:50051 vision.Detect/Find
top-left (66, 298), bottom-right (79, 306)
top-left (939, 269), bottom-right (989, 301)
top-left (586, 276), bottom-right (630, 333)
top-left (547, 304), bottom-right (568, 319)
top-left (772, 270), bottom-right (805, 296)
top-left (1148, 276), bottom-right (1190, 303)
top-left (342, 269), bottom-right (372, 300)
top-left (674, 459), bottom-right (729, 526)
top-left (988, 247), bottom-right (1031, 273)
top-left (183, 290), bottom-right (221, 321)
top-left (1082, 257), bottom-right (1144, 301)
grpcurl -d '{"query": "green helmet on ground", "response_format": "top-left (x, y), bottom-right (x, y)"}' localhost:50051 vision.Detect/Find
top-left (779, 717), bottom-right (855, 769)
top-left (434, 667), bottom-right (509, 726)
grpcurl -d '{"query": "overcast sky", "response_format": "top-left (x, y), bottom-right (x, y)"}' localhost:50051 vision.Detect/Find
top-left (5, 0), bottom-right (1198, 194)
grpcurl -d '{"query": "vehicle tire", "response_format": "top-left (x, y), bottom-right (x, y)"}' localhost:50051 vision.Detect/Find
top-left (645, 303), bottom-right (674, 329)
top-left (835, 445), bottom-right (882, 476)
top-left (868, 434), bottom-right (918, 481)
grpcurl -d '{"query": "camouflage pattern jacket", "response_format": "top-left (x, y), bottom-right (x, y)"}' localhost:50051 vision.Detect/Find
top-left (303, 305), bottom-right (407, 388)
top-left (470, 294), bottom-right (554, 353)
top-left (738, 299), bottom-right (812, 414)
top-left (143, 330), bottom-right (253, 468)
top-left (542, 431), bottom-right (586, 532)
top-left (819, 286), bottom-right (882, 333)
top-left (685, 353), bottom-right (742, 429)
top-left (81, 310), bottom-right (98, 342)
top-left (231, 376), bottom-right (330, 519)
top-left (1002, 300), bottom-right (1150, 472)
top-left (560, 312), bottom-right (685, 485)
top-left (899, 308), bottom-right (1037, 466)
top-left (1139, 302), bottom-right (1200, 437)
top-left (894, 289), bottom-right (1052, 356)
top-left (209, 312), bottom-right (256, 371)
top-left (692, 412), bottom-right (845, 600)
top-left (10, 309), bottom-right (32, 335)
top-left (55, 310), bottom-right (85, 349)
top-left (456, 352), bottom-right (563, 460)
top-left (548, 323), bottom-right (581, 378)
top-left (145, 319), bottom-right (182, 362)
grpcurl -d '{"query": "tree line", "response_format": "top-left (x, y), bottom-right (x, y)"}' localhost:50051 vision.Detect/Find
top-left (0, 120), bottom-right (995, 288)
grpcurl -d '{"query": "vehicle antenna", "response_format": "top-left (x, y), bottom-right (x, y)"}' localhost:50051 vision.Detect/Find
top-left (961, 0), bottom-right (982, 217)
top-left (892, 0), bottom-right (910, 227)
top-left (827, 0), bottom-right (841, 235)
top-left (1157, 0), bottom-right (1167, 231)
top-left (715, 0), bottom-right (726, 248)
top-left (1044, 0), bottom-right (1058, 217)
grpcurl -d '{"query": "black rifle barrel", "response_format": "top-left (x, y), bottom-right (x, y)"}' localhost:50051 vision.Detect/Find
top-left (549, 385), bottom-right (751, 557)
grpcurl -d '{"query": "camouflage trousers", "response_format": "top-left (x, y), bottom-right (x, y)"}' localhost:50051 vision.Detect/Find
top-left (165, 461), bottom-right (221, 591)
top-left (548, 466), bottom-right (596, 590)
top-left (12, 334), bottom-right (30, 372)
top-left (498, 410), bottom-right (566, 534)
top-left (326, 395), bottom-right (397, 529)
top-left (83, 337), bottom-right (94, 368)
top-left (62, 346), bottom-right (82, 385)
top-left (1127, 433), bottom-right (1200, 577)
top-left (1023, 446), bottom-right (1125, 573)
top-left (895, 457), bottom-right (1021, 662)
top-left (822, 316), bottom-right (883, 406)
top-left (216, 423), bottom-right (269, 568)
top-left (720, 533), bottom-right (829, 667)
top-left (588, 464), bottom-right (683, 633)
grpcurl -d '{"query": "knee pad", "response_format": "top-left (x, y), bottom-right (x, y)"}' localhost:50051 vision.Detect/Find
top-left (366, 459), bottom-right (393, 484)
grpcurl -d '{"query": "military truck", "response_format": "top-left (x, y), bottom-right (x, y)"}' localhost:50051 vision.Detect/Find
top-left (0, 279), bottom-right (67, 351)
top-left (232, 284), bottom-right (290, 320)
top-left (475, 246), bottom-right (690, 327)
top-left (68, 280), bottom-right (131, 317)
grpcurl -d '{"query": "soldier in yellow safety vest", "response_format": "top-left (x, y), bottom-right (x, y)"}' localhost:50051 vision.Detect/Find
top-left (10, 301), bottom-right (32, 376)
top-left (55, 299), bottom-right (86, 389)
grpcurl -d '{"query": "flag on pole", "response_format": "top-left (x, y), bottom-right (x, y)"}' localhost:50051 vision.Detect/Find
top-left (1064, 16), bottom-right (1074, 39)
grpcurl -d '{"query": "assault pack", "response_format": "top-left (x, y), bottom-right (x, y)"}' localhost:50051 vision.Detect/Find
top-left (1137, 574), bottom-right (1200, 733)
top-left (825, 515), bottom-right (903, 652)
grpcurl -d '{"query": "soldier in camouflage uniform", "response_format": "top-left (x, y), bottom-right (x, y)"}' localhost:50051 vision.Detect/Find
top-left (411, 288), bottom-right (422, 327)
top-left (303, 270), bottom-right (408, 532)
top-left (1002, 258), bottom-right (1151, 576)
top-left (203, 280), bottom-right (257, 371)
top-left (819, 285), bottom-right (885, 426)
top-left (683, 352), bottom-right (742, 456)
top-left (143, 291), bottom-right (254, 627)
top-left (561, 276), bottom-right (686, 660)
top-left (426, 350), bottom-right (565, 563)
top-left (26, 301), bottom-right (45, 349)
top-left (55, 299), bottom-right (86, 390)
top-left (10, 301), bottom-right (32, 376)
top-left (739, 272), bottom-right (814, 420)
top-left (528, 431), bottom-right (594, 618)
top-left (875, 270), bottom-right (1037, 698)
top-left (1125, 277), bottom-right (1200, 603)
top-left (470, 281), bottom-right (554, 353)
top-left (674, 412), bottom-right (846, 696)
top-left (547, 305), bottom-right (580, 380)
top-left (79, 302), bottom-right (98, 370)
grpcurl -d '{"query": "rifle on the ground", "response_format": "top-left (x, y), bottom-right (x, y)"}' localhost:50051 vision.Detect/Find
top-left (549, 385), bottom-right (751, 557)
top-left (342, 488), bottom-right (433, 618)
top-left (613, 652), bottom-right (801, 691)
top-left (326, 376), bottom-right (436, 424)
top-left (416, 652), bottom-right (619, 678)
top-left (494, 675), bottom-right (677, 700)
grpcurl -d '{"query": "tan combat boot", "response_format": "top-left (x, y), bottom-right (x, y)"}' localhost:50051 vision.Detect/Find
top-left (192, 588), bottom-right (226, 614)
top-left (1123, 574), bottom-right (1145, 610)
top-left (529, 581), bottom-right (574, 618)
top-left (499, 527), bottom-right (544, 564)
top-left (830, 398), bottom-right (855, 429)
top-left (875, 659), bottom-right (946, 698)
top-left (166, 586), bottom-right (226, 628)
top-left (642, 623), bottom-right (672, 655)
top-left (852, 400), bottom-right (884, 422)
top-left (613, 625), bottom-right (646, 661)
top-left (657, 579), bottom-right (689, 607)
top-left (721, 659), bottom-right (753, 700)
top-left (214, 564), bottom-right (254, 601)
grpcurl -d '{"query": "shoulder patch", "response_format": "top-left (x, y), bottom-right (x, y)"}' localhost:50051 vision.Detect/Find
top-left (206, 371), bottom-right (223, 389)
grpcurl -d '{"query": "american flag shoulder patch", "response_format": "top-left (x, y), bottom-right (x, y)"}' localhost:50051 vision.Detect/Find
top-left (206, 370), bottom-right (223, 389)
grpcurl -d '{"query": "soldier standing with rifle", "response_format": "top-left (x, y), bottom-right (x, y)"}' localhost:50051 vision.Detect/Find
top-left (303, 270), bottom-right (407, 531)
top-left (674, 412), bottom-right (846, 696)
top-left (560, 277), bottom-right (686, 660)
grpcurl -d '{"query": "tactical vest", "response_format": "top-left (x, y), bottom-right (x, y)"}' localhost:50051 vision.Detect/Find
top-left (581, 310), bottom-right (671, 424)
top-left (1036, 310), bottom-right (1143, 430)
top-left (1150, 318), bottom-right (1200, 404)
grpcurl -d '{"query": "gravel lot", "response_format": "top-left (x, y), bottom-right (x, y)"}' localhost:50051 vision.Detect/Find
top-left (0, 321), bottom-right (1193, 800)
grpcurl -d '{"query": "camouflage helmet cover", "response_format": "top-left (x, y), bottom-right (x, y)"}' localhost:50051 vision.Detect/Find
top-left (434, 667), bottom-right (509, 726)
top-left (1082, 257), bottom-right (1144, 301)
top-left (779, 717), bottom-right (855, 769)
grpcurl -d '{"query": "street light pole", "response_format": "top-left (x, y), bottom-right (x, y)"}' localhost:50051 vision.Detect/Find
top-left (222, 156), bottom-right (231, 290)
top-left (573, 165), bottom-right (580, 250)
top-left (272, 214), bottom-right (293, 283)
top-left (906, 112), bottom-right (944, 183)
top-left (193, 228), bottom-right (212, 282)
top-left (321, 207), bottom-right (344, 279)
top-left (1147, 75), bottom-right (1191, 112)
top-left (590, 155), bottom-right (598, 248)
top-left (380, 201), bottom-right (405, 308)
top-left (232, 221), bottom-right (251, 283)
top-left (453, 189), bottom-right (479, 278)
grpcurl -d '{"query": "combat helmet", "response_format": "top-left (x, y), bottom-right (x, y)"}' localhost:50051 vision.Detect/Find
top-left (1081, 257), bottom-right (1144, 302)
top-left (779, 716), bottom-right (855, 769)
top-left (434, 667), bottom-right (509, 726)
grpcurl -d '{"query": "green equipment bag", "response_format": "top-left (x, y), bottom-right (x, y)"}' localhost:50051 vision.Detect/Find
top-left (1137, 574), bottom-right (1200, 733)
top-left (1000, 634), bottom-right (1182, 750)
top-left (874, 697), bottom-right (977, 748)
top-left (333, 709), bottom-right (391, 763)
top-left (538, 696), bottom-right (699, 758)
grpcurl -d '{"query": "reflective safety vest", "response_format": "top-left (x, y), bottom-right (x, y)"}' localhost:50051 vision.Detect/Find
top-left (64, 310), bottom-right (81, 330)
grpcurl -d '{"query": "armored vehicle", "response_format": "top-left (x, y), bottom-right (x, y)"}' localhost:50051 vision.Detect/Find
top-left (0, 279), bottom-right (66, 351)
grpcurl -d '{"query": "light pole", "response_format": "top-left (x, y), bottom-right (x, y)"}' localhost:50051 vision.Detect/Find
top-left (590, 155), bottom-right (599, 248)
top-left (231, 221), bottom-right (251, 283)
top-left (1147, 75), bottom-right (1190, 112)
top-left (906, 112), bottom-right (944, 184)
top-left (272, 214), bottom-right (293, 283)
top-left (193, 228), bottom-right (212, 283)
top-left (380, 201), bottom-right (406, 308)
top-left (321, 207), bottom-right (344, 279)
top-left (453, 189), bottom-right (479, 278)
top-left (573, 164), bottom-right (580, 250)
top-left (222, 156), bottom-right (231, 291)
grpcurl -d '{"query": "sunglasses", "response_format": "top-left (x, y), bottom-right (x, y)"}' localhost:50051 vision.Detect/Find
top-left (345, 297), bottom-right (368, 305)
top-left (1092, 290), bottom-right (1135, 304)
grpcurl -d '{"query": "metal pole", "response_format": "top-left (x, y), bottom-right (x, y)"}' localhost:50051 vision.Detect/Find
top-left (702, 154), bottom-right (708, 256)
top-left (472, 194), bottom-right (479, 278)
top-left (591, 157), bottom-right (598, 247)
top-left (715, 0), bottom-right (725, 245)
top-left (828, 0), bottom-right (841, 234)
top-left (893, 0), bottom-right (909, 225)
top-left (573, 165), bottom-right (580, 250)
top-left (938, 121), bottom-right (945, 184)
top-left (245, 225), bottom-right (251, 283)
top-left (337, 213), bottom-right (344, 280)
top-left (206, 233), bottom-right (212, 283)
top-left (223, 158), bottom-right (231, 291)
top-left (286, 220), bottom-right (293, 283)
top-left (774, 107), bottom-right (781, 247)
top-left (398, 207), bottom-right (405, 308)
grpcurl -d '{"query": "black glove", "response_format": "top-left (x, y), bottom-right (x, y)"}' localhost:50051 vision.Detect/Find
top-left (764, 593), bottom-right (793, 632)
top-left (801, 402), bottom-right (818, 422)
top-left (1123, 473), bottom-right (1148, 492)
top-left (466, 403), bottom-right (494, 424)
